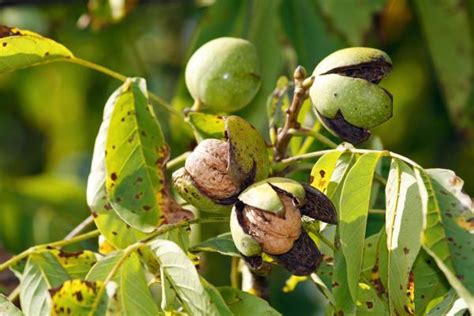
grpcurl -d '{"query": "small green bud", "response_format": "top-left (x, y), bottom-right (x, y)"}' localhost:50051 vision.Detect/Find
top-left (185, 37), bottom-right (261, 113)
top-left (310, 47), bottom-right (393, 143)
top-left (230, 178), bottom-right (337, 276)
top-left (172, 115), bottom-right (268, 213)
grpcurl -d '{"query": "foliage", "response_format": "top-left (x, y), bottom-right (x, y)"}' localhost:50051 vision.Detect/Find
top-left (0, 1), bottom-right (473, 315)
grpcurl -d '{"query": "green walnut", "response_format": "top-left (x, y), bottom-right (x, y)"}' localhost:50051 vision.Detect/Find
top-left (230, 177), bottom-right (337, 276)
top-left (309, 47), bottom-right (393, 144)
top-left (185, 37), bottom-right (261, 113)
top-left (173, 115), bottom-right (269, 213)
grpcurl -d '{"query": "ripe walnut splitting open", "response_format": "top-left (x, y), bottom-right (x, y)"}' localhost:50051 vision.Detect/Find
top-left (230, 178), bottom-right (337, 276)
top-left (310, 47), bottom-right (393, 144)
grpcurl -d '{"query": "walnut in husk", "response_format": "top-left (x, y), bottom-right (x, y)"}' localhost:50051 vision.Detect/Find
top-left (173, 115), bottom-right (269, 213)
top-left (309, 47), bottom-right (393, 144)
top-left (230, 177), bottom-right (336, 276)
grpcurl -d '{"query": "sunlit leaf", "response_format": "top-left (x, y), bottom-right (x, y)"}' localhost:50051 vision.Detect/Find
top-left (20, 252), bottom-right (70, 316)
top-left (416, 168), bottom-right (474, 310)
top-left (0, 293), bottom-right (23, 316)
top-left (52, 249), bottom-right (98, 279)
top-left (339, 152), bottom-right (383, 300)
top-left (50, 279), bottom-right (107, 315)
top-left (189, 232), bottom-right (239, 257)
top-left (105, 77), bottom-right (169, 232)
top-left (218, 286), bottom-right (281, 315)
top-left (87, 80), bottom-right (148, 248)
top-left (148, 239), bottom-right (217, 315)
top-left (385, 159), bottom-right (423, 315)
top-left (186, 112), bottom-right (225, 142)
top-left (86, 251), bottom-right (123, 282)
top-left (0, 25), bottom-right (73, 73)
top-left (310, 150), bottom-right (343, 192)
top-left (414, 0), bottom-right (473, 132)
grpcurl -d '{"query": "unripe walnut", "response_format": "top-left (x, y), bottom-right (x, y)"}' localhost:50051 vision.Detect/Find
top-left (184, 139), bottom-right (240, 200)
top-left (185, 37), bottom-right (261, 113)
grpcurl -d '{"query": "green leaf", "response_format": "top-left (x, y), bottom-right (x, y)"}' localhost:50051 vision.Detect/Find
top-left (186, 112), bottom-right (225, 142)
top-left (356, 282), bottom-right (388, 316)
top-left (416, 168), bottom-right (474, 310)
top-left (316, 0), bottom-right (387, 45)
top-left (52, 250), bottom-right (98, 279)
top-left (201, 278), bottom-right (233, 316)
top-left (87, 81), bottom-right (148, 248)
top-left (339, 152), bottom-right (383, 300)
top-left (332, 247), bottom-right (356, 316)
top-left (0, 25), bottom-right (73, 73)
top-left (50, 279), bottom-right (107, 316)
top-left (384, 159), bottom-right (423, 315)
top-left (413, 0), bottom-right (473, 132)
top-left (148, 239), bottom-right (217, 315)
top-left (218, 286), bottom-right (281, 315)
top-left (20, 252), bottom-right (70, 316)
top-left (326, 152), bottom-right (355, 200)
top-left (189, 232), bottom-right (239, 257)
top-left (0, 293), bottom-right (23, 316)
top-left (413, 250), bottom-right (450, 314)
top-left (105, 77), bottom-right (169, 232)
top-left (426, 289), bottom-right (469, 316)
top-left (280, 0), bottom-right (342, 70)
top-left (310, 150), bottom-right (343, 192)
top-left (117, 252), bottom-right (160, 315)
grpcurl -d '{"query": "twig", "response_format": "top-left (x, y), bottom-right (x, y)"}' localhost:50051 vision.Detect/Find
top-left (273, 66), bottom-right (315, 161)
top-left (64, 215), bottom-right (94, 240)
top-left (0, 230), bottom-right (100, 272)
top-left (230, 257), bottom-right (240, 289)
top-left (166, 151), bottom-right (191, 171)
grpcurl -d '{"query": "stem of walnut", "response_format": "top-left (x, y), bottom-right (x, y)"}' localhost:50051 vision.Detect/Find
top-left (273, 66), bottom-right (314, 161)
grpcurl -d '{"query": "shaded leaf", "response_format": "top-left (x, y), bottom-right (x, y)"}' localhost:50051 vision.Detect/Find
top-left (0, 293), bottom-right (23, 316)
top-left (0, 25), bottom-right (73, 73)
top-left (266, 76), bottom-right (291, 146)
top-left (385, 159), bottom-right (423, 315)
top-left (189, 232), bottom-right (239, 257)
top-left (86, 251), bottom-right (123, 283)
top-left (201, 278), bottom-right (233, 316)
top-left (413, 250), bottom-right (450, 314)
top-left (416, 168), bottom-right (474, 310)
top-left (356, 282), bottom-right (388, 315)
top-left (316, 0), bottom-right (387, 45)
top-left (426, 289), bottom-right (468, 316)
top-left (50, 279), bottom-right (107, 316)
top-left (148, 239), bottom-right (217, 315)
top-left (280, 0), bottom-right (343, 70)
top-left (105, 77), bottom-right (169, 232)
top-left (218, 286), bottom-right (281, 315)
top-left (339, 152), bottom-right (383, 300)
top-left (413, 0), bottom-right (473, 132)
top-left (332, 247), bottom-right (356, 315)
top-left (20, 252), bottom-right (70, 316)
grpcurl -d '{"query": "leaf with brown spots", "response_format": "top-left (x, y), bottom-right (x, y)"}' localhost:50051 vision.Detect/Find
top-left (51, 249), bottom-right (97, 279)
top-left (0, 25), bottom-right (73, 73)
top-left (416, 168), bottom-right (474, 311)
top-left (50, 280), bottom-right (107, 316)
top-left (356, 282), bottom-right (388, 315)
top-left (20, 252), bottom-right (70, 316)
top-left (105, 78), bottom-right (169, 232)
top-left (310, 150), bottom-right (344, 193)
top-left (385, 159), bottom-right (423, 315)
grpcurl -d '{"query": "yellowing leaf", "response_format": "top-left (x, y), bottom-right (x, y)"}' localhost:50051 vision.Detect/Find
top-left (310, 150), bottom-right (343, 192)
top-left (50, 280), bottom-right (107, 315)
top-left (0, 25), bottom-right (73, 73)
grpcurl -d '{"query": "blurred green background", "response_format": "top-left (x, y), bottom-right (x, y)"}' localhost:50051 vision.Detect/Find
top-left (0, 0), bottom-right (472, 314)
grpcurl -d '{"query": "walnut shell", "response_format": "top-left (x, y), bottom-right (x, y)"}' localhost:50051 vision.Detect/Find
top-left (185, 139), bottom-right (240, 200)
top-left (240, 194), bottom-right (302, 255)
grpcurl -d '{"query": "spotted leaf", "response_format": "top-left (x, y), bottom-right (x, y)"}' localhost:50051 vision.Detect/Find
top-left (0, 25), bottom-right (73, 73)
